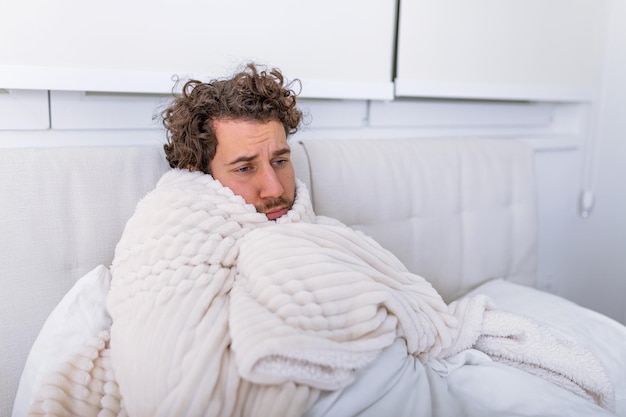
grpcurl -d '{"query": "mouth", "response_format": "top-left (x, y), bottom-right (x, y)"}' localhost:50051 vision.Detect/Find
top-left (264, 206), bottom-right (288, 220)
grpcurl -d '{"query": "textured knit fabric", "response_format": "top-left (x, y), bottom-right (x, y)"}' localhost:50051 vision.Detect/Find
top-left (25, 169), bottom-right (614, 416)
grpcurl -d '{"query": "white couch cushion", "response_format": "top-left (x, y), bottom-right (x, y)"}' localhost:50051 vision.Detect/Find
top-left (0, 146), bottom-right (169, 416)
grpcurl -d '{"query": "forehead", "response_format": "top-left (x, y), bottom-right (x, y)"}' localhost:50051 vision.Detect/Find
top-left (213, 119), bottom-right (287, 151)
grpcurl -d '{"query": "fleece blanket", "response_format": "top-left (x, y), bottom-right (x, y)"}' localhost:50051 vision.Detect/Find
top-left (230, 221), bottom-right (458, 390)
top-left (25, 169), bottom-right (615, 416)
top-left (441, 295), bottom-right (615, 411)
top-left (229, 223), bottom-right (614, 412)
top-left (104, 169), bottom-right (458, 417)
top-left (106, 170), bottom-right (324, 417)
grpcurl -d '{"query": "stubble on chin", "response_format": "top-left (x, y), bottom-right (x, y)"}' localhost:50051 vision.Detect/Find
top-left (256, 195), bottom-right (294, 215)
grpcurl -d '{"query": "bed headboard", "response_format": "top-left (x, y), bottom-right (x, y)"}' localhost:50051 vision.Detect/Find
top-left (297, 139), bottom-right (537, 302)
top-left (0, 138), bottom-right (537, 415)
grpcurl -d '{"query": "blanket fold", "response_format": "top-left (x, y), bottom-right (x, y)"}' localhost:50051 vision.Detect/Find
top-left (230, 223), bottom-right (457, 390)
top-left (27, 330), bottom-right (125, 417)
top-left (442, 295), bottom-right (615, 411)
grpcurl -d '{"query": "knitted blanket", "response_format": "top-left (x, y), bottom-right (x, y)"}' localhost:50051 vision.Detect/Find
top-left (106, 170), bottom-right (325, 417)
top-left (25, 169), bottom-right (459, 416)
top-left (230, 222), bottom-right (457, 391)
top-left (231, 223), bottom-right (614, 411)
top-left (25, 169), bottom-right (614, 416)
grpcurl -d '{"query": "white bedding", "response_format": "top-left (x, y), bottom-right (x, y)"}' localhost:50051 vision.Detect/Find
top-left (305, 340), bottom-right (618, 417)
top-left (237, 224), bottom-right (615, 416)
top-left (16, 270), bottom-right (626, 417)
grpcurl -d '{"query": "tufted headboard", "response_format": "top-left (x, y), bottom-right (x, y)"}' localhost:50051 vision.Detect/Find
top-left (297, 139), bottom-right (537, 302)
top-left (0, 138), bottom-right (536, 416)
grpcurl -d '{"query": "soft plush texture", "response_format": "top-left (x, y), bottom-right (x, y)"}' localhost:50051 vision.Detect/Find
top-left (12, 265), bottom-right (113, 417)
top-left (18, 169), bottom-right (617, 417)
top-left (442, 294), bottom-right (614, 410)
top-left (2, 139), bottom-right (540, 417)
top-left (233, 222), bottom-right (613, 411)
top-left (463, 279), bottom-right (626, 416)
top-left (107, 170), bottom-right (323, 417)
top-left (27, 329), bottom-right (125, 417)
top-left (230, 222), bottom-right (457, 389)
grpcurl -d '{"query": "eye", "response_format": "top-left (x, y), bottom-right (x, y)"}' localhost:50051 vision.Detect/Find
top-left (235, 165), bottom-right (253, 173)
top-left (272, 158), bottom-right (288, 167)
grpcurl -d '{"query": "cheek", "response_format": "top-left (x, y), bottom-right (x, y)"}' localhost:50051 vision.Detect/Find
top-left (281, 169), bottom-right (296, 199)
top-left (212, 173), bottom-right (256, 204)
top-left (226, 181), bottom-right (256, 204)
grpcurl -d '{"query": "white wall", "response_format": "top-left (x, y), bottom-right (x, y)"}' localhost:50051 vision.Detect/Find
top-left (556, 0), bottom-right (626, 323)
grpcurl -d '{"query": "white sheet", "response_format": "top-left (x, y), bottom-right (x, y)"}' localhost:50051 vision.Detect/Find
top-left (304, 339), bottom-right (463, 417)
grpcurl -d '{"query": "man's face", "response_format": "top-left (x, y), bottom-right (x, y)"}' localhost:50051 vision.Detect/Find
top-left (210, 119), bottom-right (296, 220)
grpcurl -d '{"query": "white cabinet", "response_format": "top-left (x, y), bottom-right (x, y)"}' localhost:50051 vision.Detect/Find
top-left (0, 1), bottom-right (611, 105)
top-left (49, 91), bottom-right (170, 130)
top-left (395, 0), bottom-right (608, 101)
top-left (0, 90), bottom-right (49, 130)
top-left (0, 0), bottom-right (396, 100)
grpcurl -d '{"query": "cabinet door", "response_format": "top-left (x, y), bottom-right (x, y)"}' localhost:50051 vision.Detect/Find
top-left (395, 0), bottom-right (608, 101)
top-left (0, 0), bottom-right (396, 100)
top-left (0, 90), bottom-right (49, 130)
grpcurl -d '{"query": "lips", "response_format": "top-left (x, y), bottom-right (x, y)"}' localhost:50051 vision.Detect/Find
top-left (265, 207), bottom-right (288, 220)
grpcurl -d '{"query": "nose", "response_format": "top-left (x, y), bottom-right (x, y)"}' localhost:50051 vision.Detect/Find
top-left (259, 166), bottom-right (284, 199)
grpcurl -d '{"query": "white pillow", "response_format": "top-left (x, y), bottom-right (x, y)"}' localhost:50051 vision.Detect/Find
top-left (12, 265), bottom-right (112, 417)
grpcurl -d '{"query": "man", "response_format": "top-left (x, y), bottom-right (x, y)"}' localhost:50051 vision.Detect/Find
top-left (103, 63), bottom-right (456, 416)
top-left (161, 63), bottom-right (301, 221)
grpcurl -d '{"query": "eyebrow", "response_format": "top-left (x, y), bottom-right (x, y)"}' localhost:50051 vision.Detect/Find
top-left (226, 147), bottom-right (291, 165)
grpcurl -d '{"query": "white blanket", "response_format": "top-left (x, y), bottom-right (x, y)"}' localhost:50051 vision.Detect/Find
top-left (230, 222), bottom-right (457, 390)
top-left (25, 169), bottom-right (615, 416)
top-left (442, 295), bottom-right (615, 411)
top-left (106, 170), bottom-right (324, 417)
top-left (231, 223), bottom-right (614, 412)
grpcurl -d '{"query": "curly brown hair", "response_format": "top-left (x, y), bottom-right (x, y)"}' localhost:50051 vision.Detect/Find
top-left (161, 63), bottom-right (303, 174)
